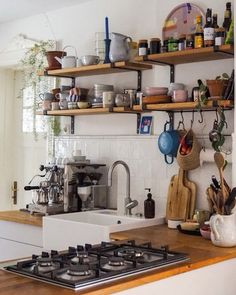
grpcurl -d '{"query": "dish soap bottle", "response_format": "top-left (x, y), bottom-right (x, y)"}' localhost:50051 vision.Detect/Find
top-left (144, 188), bottom-right (155, 218)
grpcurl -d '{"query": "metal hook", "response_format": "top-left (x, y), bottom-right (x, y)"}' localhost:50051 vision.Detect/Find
top-left (190, 111), bottom-right (194, 128)
top-left (177, 111), bottom-right (185, 130)
top-left (198, 110), bottom-right (204, 123)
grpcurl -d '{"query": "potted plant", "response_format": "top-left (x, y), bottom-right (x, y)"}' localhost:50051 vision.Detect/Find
top-left (206, 73), bottom-right (229, 98)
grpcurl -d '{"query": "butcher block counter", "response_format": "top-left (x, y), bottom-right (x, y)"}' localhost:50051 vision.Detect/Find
top-left (1, 224), bottom-right (236, 295)
top-left (0, 210), bottom-right (42, 227)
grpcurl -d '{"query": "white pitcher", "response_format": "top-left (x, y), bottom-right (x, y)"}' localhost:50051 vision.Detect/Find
top-left (109, 33), bottom-right (132, 62)
top-left (210, 213), bottom-right (236, 247)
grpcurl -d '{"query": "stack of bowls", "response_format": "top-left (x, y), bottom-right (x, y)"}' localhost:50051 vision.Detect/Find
top-left (92, 84), bottom-right (114, 107)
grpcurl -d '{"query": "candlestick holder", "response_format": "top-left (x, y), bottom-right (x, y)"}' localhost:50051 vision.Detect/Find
top-left (103, 38), bottom-right (111, 64)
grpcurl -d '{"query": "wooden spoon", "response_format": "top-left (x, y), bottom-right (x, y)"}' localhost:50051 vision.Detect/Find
top-left (214, 152), bottom-right (226, 202)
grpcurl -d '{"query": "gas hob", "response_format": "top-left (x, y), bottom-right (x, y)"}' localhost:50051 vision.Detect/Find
top-left (5, 240), bottom-right (189, 291)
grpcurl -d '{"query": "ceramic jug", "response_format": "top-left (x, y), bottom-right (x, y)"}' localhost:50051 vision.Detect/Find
top-left (109, 33), bottom-right (132, 62)
top-left (210, 213), bottom-right (236, 247)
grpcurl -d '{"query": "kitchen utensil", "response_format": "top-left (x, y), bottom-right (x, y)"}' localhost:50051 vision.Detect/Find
top-left (210, 212), bottom-right (236, 247)
top-left (158, 121), bottom-right (180, 164)
top-left (177, 224), bottom-right (201, 236)
top-left (214, 152), bottom-right (226, 201)
top-left (183, 170), bottom-right (196, 220)
top-left (224, 187), bottom-right (236, 215)
top-left (212, 175), bottom-right (221, 190)
top-left (167, 218), bottom-right (184, 229)
top-left (209, 120), bottom-right (221, 142)
top-left (166, 169), bottom-right (191, 221)
top-left (109, 32), bottom-right (132, 62)
top-left (81, 55), bottom-right (100, 66)
top-left (142, 95), bottom-right (171, 104)
top-left (162, 3), bottom-right (205, 41)
top-left (200, 224), bottom-right (211, 240)
top-left (54, 46), bottom-right (78, 68)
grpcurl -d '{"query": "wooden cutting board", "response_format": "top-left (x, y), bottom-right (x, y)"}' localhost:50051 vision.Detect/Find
top-left (183, 171), bottom-right (197, 220)
top-left (166, 169), bottom-right (191, 221)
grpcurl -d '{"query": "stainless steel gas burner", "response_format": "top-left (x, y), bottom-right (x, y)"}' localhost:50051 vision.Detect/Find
top-left (5, 240), bottom-right (189, 291)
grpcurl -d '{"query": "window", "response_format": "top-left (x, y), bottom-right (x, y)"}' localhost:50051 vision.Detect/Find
top-left (22, 77), bottom-right (54, 133)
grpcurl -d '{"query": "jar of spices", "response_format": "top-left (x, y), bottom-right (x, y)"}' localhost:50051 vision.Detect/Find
top-left (150, 38), bottom-right (161, 54)
top-left (178, 34), bottom-right (186, 51)
top-left (168, 37), bottom-right (178, 52)
top-left (161, 39), bottom-right (169, 53)
top-left (186, 34), bottom-right (194, 49)
top-left (138, 39), bottom-right (148, 56)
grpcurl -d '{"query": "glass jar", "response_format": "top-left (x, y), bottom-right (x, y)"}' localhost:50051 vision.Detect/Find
top-left (150, 38), bottom-right (161, 54)
top-left (138, 39), bottom-right (148, 56)
top-left (161, 39), bottom-right (169, 53)
top-left (168, 37), bottom-right (178, 52)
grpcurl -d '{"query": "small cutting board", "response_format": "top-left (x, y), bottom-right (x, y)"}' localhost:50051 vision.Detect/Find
top-left (166, 169), bottom-right (191, 221)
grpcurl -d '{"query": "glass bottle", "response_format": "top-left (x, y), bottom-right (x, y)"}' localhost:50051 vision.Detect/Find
top-left (194, 15), bottom-right (204, 48)
top-left (223, 2), bottom-right (232, 33)
top-left (212, 13), bottom-right (219, 29)
top-left (204, 8), bottom-right (214, 47)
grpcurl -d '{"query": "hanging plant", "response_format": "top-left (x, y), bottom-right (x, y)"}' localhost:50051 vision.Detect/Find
top-left (19, 39), bottom-right (61, 139)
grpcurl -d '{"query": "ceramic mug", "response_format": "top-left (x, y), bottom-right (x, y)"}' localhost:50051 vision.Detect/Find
top-left (42, 100), bottom-right (52, 111)
top-left (39, 92), bottom-right (54, 101)
top-left (103, 91), bottom-right (115, 108)
top-left (51, 101), bottom-right (60, 111)
top-left (59, 98), bottom-right (68, 110)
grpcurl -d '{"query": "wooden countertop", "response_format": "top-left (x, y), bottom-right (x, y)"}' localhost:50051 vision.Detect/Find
top-left (1, 224), bottom-right (236, 294)
top-left (0, 210), bottom-right (42, 227)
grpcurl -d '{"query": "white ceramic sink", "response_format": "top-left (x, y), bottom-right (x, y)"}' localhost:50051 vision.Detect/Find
top-left (43, 210), bottom-right (164, 250)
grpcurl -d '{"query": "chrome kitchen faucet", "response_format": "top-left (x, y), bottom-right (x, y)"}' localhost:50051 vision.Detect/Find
top-left (108, 160), bottom-right (138, 215)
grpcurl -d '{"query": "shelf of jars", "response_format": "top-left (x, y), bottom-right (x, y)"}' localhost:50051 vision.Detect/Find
top-left (134, 44), bottom-right (234, 66)
top-left (38, 61), bottom-right (152, 78)
top-left (36, 99), bottom-right (233, 117)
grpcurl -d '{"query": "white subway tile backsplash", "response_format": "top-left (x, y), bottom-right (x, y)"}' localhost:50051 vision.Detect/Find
top-left (54, 134), bottom-right (232, 218)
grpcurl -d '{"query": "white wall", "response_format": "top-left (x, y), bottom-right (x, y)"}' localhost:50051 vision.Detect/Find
top-left (0, 0), bottom-right (234, 215)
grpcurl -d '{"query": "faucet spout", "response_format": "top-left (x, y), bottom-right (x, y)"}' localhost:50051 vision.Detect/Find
top-left (108, 160), bottom-right (132, 215)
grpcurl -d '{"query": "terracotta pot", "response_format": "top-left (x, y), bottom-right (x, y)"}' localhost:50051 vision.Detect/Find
top-left (206, 79), bottom-right (228, 98)
top-left (45, 51), bottom-right (66, 69)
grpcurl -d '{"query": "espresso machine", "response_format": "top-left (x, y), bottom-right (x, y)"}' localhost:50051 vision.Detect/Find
top-left (24, 165), bottom-right (65, 215)
top-left (25, 162), bottom-right (107, 215)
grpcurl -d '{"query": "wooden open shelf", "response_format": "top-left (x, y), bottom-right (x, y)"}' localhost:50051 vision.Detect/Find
top-left (145, 99), bottom-right (234, 112)
top-left (135, 45), bottom-right (234, 66)
top-left (36, 100), bottom-right (233, 116)
top-left (36, 105), bottom-right (143, 116)
top-left (38, 61), bottom-right (152, 78)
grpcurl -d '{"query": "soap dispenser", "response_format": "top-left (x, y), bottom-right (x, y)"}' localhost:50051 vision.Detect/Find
top-left (144, 188), bottom-right (155, 218)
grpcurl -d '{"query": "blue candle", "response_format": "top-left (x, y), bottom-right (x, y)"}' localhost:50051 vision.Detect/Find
top-left (105, 16), bottom-right (109, 40)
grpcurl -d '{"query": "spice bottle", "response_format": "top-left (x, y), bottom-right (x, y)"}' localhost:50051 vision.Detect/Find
top-left (194, 15), bottom-right (204, 48)
top-left (138, 39), bottom-right (148, 56)
top-left (150, 38), bottom-right (161, 54)
top-left (168, 37), bottom-right (178, 52)
top-left (144, 188), bottom-right (155, 219)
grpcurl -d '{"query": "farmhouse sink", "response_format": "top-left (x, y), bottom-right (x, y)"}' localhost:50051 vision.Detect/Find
top-left (43, 210), bottom-right (164, 250)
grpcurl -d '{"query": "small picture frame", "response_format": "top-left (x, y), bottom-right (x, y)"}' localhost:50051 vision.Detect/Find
top-left (139, 115), bottom-right (153, 135)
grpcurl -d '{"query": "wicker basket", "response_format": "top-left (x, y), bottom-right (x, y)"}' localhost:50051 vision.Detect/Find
top-left (177, 129), bottom-right (201, 170)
